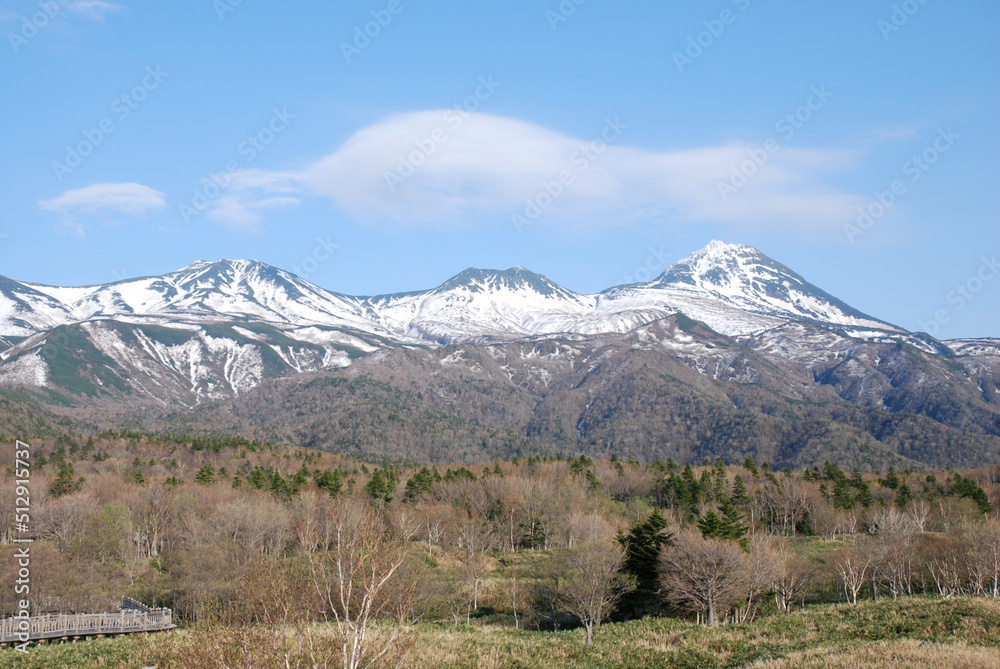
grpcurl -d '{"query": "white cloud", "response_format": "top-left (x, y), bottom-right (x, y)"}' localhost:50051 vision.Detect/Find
top-left (204, 170), bottom-right (301, 231)
top-left (203, 111), bottom-right (867, 232)
top-left (40, 183), bottom-right (167, 231)
top-left (68, 1), bottom-right (127, 22)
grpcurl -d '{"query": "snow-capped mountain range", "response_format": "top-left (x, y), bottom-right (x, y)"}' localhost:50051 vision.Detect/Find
top-left (0, 240), bottom-right (989, 400)
top-left (0, 240), bottom-right (921, 345)
top-left (2, 240), bottom-right (999, 469)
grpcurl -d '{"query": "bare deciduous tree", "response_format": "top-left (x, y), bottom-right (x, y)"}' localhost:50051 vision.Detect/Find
top-left (734, 536), bottom-right (780, 623)
top-left (659, 531), bottom-right (750, 626)
top-left (768, 537), bottom-right (813, 613)
top-left (927, 533), bottom-right (965, 599)
top-left (907, 499), bottom-right (931, 533)
top-left (963, 518), bottom-right (1000, 598)
top-left (833, 544), bottom-right (874, 605)
top-left (308, 499), bottom-right (416, 669)
top-left (35, 493), bottom-right (95, 552)
top-left (557, 541), bottom-right (633, 644)
top-left (760, 479), bottom-right (811, 536)
top-left (871, 507), bottom-right (917, 599)
top-left (455, 517), bottom-right (493, 623)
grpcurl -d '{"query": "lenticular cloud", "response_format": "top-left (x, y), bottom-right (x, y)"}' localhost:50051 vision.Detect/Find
top-left (203, 111), bottom-right (865, 232)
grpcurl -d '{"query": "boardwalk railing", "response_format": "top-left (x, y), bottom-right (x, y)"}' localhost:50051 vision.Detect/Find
top-left (0, 599), bottom-right (175, 643)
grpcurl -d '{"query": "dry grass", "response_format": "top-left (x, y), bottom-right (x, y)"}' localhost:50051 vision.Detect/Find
top-left (4, 596), bottom-right (1000, 668)
top-left (751, 640), bottom-right (1000, 668)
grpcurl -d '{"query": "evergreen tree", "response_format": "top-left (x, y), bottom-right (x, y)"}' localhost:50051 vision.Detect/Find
top-left (833, 476), bottom-right (855, 510)
top-left (700, 470), bottom-right (714, 501)
top-left (365, 468), bottom-right (397, 504)
top-left (850, 470), bottom-right (874, 508)
top-left (315, 469), bottom-right (343, 497)
top-left (822, 461), bottom-right (843, 482)
top-left (616, 511), bottom-right (673, 618)
top-left (195, 465), bottom-right (215, 485)
top-left (697, 510), bottom-right (725, 539)
top-left (895, 483), bottom-right (913, 508)
top-left (952, 474), bottom-right (993, 514)
top-left (712, 459), bottom-right (727, 500)
top-left (731, 475), bottom-right (750, 508)
top-left (718, 496), bottom-right (748, 545)
top-left (290, 466), bottom-right (309, 492)
top-left (403, 467), bottom-right (435, 502)
top-left (49, 463), bottom-right (82, 498)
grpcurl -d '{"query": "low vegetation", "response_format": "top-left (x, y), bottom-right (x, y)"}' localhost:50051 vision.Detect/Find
top-left (3, 597), bottom-right (1000, 668)
top-left (1, 432), bottom-right (1000, 667)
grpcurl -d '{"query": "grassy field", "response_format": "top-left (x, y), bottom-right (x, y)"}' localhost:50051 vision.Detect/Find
top-left (2, 596), bottom-right (1000, 668)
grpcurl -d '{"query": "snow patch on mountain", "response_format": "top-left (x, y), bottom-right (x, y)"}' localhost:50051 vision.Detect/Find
top-left (0, 351), bottom-right (48, 387)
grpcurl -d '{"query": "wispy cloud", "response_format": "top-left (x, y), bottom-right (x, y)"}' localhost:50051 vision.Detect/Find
top-left (68, 1), bottom-right (127, 22)
top-left (864, 127), bottom-right (920, 142)
top-left (201, 111), bottom-right (867, 233)
top-left (40, 183), bottom-right (166, 235)
top-left (204, 170), bottom-right (301, 231)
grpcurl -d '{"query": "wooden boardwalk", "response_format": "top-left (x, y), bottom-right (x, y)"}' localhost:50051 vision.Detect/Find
top-left (0, 598), bottom-right (175, 644)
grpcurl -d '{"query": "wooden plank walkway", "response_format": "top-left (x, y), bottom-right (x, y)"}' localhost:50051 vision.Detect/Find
top-left (0, 598), bottom-right (175, 643)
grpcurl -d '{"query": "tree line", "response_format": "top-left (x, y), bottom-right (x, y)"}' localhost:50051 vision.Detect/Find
top-left (1, 433), bottom-right (1000, 663)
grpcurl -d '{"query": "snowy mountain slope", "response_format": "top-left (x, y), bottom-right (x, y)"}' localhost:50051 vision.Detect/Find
top-left (362, 266), bottom-right (622, 343)
top-left (0, 244), bottom-right (924, 348)
top-left (194, 314), bottom-right (1000, 469)
top-left (2, 258), bottom-right (999, 469)
top-left (0, 319), bottom-right (387, 403)
top-left (0, 275), bottom-right (79, 336)
top-left (947, 338), bottom-right (1000, 357)
top-left (21, 259), bottom-right (403, 339)
top-left (0, 241), bottom-right (992, 408)
top-left (599, 241), bottom-right (904, 339)
top-left (359, 241), bottom-right (905, 345)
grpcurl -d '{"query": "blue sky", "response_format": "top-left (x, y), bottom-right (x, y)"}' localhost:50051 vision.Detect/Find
top-left (1, 0), bottom-right (997, 338)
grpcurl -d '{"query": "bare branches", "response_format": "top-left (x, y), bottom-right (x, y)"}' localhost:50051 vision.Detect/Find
top-left (556, 541), bottom-right (633, 644)
top-left (659, 531), bottom-right (750, 626)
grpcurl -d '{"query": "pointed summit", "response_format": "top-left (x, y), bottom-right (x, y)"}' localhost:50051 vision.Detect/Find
top-left (642, 240), bottom-right (902, 334)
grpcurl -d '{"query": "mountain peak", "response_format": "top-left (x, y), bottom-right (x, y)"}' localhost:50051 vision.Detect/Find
top-left (437, 266), bottom-right (576, 299)
top-left (645, 241), bottom-right (900, 333)
top-left (702, 239), bottom-right (747, 253)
